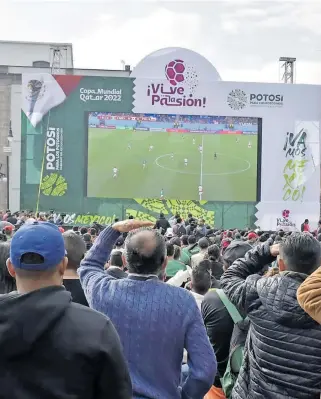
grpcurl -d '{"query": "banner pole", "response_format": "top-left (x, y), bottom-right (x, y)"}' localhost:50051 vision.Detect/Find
top-left (35, 140), bottom-right (47, 215)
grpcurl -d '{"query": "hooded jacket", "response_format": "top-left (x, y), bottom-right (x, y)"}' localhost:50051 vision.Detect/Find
top-left (0, 286), bottom-right (132, 399)
top-left (221, 243), bottom-right (321, 399)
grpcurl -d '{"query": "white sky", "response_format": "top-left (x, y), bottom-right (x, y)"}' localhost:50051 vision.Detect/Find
top-left (2, 0), bottom-right (321, 84)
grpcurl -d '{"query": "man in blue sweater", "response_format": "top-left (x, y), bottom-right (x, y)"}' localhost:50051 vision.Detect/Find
top-left (79, 219), bottom-right (216, 399)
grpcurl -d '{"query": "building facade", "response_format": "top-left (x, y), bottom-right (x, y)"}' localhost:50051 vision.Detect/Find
top-left (0, 40), bottom-right (130, 212)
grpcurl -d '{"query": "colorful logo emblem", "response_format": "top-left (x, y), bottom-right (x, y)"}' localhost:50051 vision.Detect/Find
top-left (282, 209), bottom-right (290, 218)
top-left (165, 59), bottom-right (199, 94)
top-left (26, 79), bottom-right (46, 102)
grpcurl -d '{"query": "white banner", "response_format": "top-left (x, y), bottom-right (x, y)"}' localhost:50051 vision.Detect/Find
top-left (132, 48), bottom-right (321, 230)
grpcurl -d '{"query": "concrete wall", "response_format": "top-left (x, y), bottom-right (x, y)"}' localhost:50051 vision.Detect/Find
top-left (0, 41), bottom-right (73, 68)
top-left (0, 76), bottom-right (11, 211)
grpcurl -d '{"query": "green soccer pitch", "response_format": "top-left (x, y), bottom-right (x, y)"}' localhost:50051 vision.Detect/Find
top-left (87, 127), bottom-right (258, 202)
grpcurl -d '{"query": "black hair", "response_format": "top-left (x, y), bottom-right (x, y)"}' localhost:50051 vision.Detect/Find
top-left (317, 233), bottom-right (321, 242)
top-left (226, 231), bottom-right (233, 238)
top-left (83, 233), bottom-right (91, 242)
top-left (176, 217), bottom-right (182, 224)
top-left (278, 230), bottom-right (285, 238)
top-left (304, 219), bottom-right (309, 223)
top-left (173, 245), bottom-right (181, 260)
top-left (207, 244), bottom-right (220, 261)
top-left (274, 235), bottom-right (283, 243)
top-left (191, 264), bottom-right (211, 295)
top-left (125, 228), bottom-right (166, 275)
top-left (181, 235), bottom-right (189, 246)
top-left (188, 235), bottom-right (197, 245)
top-left (72, 226), bottom-right (79, 232)
top-left (0, 242), bottom-right (16, 293)
top-left (80, 227), bottom-right (88, 235)
top-left (170, 237), bottom-right (181, 247)
top-left (280, 232), bottom-right (321, 275)
top-left (110, 251), bottom-right (123, 268)
top-left (198, 237), bottom-right (209, 249)
top-left (89, 228), bottom-right (97, 236)
top-left (166, 242), bottom-right (175, 257)
top-left (114, 218), bottom-right (119, 223)
top-left (128, 215), bottom-right (134, 220)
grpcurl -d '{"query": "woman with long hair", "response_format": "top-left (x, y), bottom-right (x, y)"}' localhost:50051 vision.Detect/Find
top-left (205, 244), bottom-right (224, 280)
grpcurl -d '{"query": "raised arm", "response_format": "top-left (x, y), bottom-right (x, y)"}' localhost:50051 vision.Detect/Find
top-left (220, 242), bottom-right (276, 315)
top-left (78, 226), bottom-right (121, 306)
top-left (79, 220), bottom-right (155, 306)
top-left (297, 267), bottom-right (321, 324)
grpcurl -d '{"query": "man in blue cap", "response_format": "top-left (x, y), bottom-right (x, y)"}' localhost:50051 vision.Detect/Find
top-left (3, 221), bottom-right (132, 399)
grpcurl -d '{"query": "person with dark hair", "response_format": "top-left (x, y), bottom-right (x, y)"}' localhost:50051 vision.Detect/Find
top-left (172, 217), bottom-right (186, 237)
top-left (221, 233), bottom-right (321, 397)
top-left (191, 237), bottom-right (209, 268)
top-left (63, 231), bottom-right (88, 306)
top-left (72, 226), bottom-right (79, 233)
top-left (79, 220), bottom-right (216, 399)
top-left (80, 227), bottom-right (88, 235)
top-left (89, 227), bottom-right (97, 237)
top-left (106, 251), bottom-right (127, 279)
top-left (154, 212), bottom-right (170, 235)
top-left (205, 244), bottom-right (224, 280)
top-left (301, 218), bottom-right (310, 232)
top-left (3, 221), bottom-right (132, 399)
top-left (165, 243), bottom-right (186, 279)
top-left (112, 236), bottom-right (125, 255)
top-left (202, 240), bottom-right (252, 388)
top-left (190, 263), bottom-right (211, 309)
top-left (83, 233), bottom-right (92, 251)
top-left (0, 242), bottom-right (16, 293)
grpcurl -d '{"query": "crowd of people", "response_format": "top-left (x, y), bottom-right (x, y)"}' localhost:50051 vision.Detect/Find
top-left (1, 209), bottom-right (321, 398)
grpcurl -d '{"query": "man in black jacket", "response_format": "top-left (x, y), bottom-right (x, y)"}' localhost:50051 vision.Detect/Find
top-left (4, 221), bottom-right (132, 399)
top-left (202, 240), bottom-right (252, 386)
top-left (221, 233), bottom-right (321, 398)
top-left (155, 212), bottom-right (170, 235)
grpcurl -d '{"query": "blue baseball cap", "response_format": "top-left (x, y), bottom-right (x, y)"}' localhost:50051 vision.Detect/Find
top-left (10, 221), bottom-right (65, 270)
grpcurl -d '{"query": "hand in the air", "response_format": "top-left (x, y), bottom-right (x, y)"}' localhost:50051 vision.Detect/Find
top-left (112, 219), bottom-right (154, 233)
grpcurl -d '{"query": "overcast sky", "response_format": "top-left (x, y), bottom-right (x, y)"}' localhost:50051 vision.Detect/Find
top-left (2, 0), bottom-right (321, 84)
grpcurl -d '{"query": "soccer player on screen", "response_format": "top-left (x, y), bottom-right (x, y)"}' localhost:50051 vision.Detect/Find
top-left (193, 138), bottom-right (196, 145)
top-left (127, 143), bottom-right (131, 150)
top-left (199, 145), bottom-right (203, 154)
top-left (236, 137), bottom-right (240, 144)
top-left (149, 145), bottom-right (154, 152)
top-left (184, 158), bottom-right (188, 167)
top-left (214, 152), bottom-right (217, 160)
top-left (248, 141), bottom-right (252, 149)
top-left (198, 185), bottom-right (203, 200)
top-left (171, 153), bottom-right (174, 159)
top-left (113, 167), bottom-right (118, 178)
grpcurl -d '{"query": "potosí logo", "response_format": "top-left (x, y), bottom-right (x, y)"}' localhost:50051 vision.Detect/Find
top-left (249, 93), bottom-right (284, 107)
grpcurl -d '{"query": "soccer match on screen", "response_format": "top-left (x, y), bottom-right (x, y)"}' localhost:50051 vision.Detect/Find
top-left (87, 112), bottom-right (259, 202)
